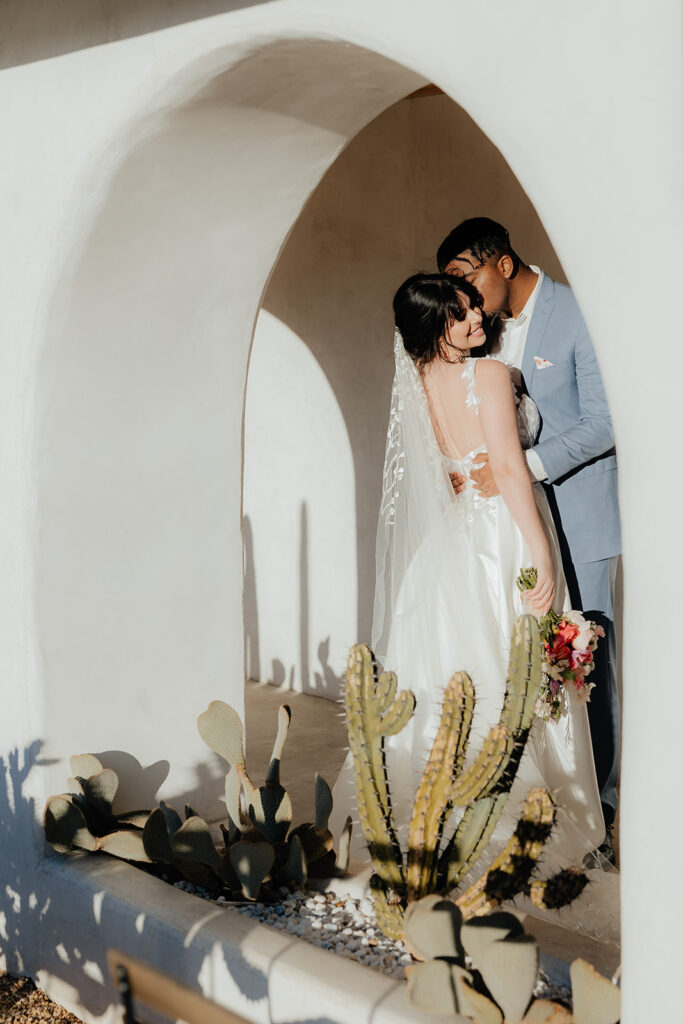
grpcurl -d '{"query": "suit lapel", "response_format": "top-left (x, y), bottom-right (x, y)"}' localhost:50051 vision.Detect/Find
top-left (522, 274), bottom-right (555, 397)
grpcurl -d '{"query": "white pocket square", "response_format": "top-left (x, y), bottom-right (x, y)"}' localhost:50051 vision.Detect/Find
top-left (533, 356), bottom-right (554, 369)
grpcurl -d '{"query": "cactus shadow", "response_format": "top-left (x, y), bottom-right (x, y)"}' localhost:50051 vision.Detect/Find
top-left (313, 636), bottom-right (343, 700)
top-left (0, 741), bottom-right (113, 1011)
top-left (93, 750), bottom-right (170, 811)
top-left (269, 658), bottom-right (288, 687)
top-left (158, 752), bottom-right (230, 825)
top-left (0, 743), bottom-right (275, 1013)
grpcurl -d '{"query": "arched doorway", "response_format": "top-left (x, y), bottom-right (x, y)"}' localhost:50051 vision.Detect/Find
top-left (243, 88), bottom-right (569, 701)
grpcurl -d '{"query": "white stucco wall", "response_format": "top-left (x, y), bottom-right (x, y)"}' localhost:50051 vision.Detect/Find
top-left (243, 311), bottom-right (357, 696)
top-left (244, 92), bottom-right (567, 697)
top-left (1, 2), bottom-right (681, 1021)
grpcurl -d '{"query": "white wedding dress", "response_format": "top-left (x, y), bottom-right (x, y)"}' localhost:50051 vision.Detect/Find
top-left (331, 334), bottom-right (619, 944)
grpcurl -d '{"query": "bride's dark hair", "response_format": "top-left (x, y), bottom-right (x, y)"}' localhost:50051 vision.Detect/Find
top-left (393, 272), bottom-right (486, 368)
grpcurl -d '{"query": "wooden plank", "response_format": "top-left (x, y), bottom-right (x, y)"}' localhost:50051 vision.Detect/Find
top-left (107, 949), bottom-right (252, 1024)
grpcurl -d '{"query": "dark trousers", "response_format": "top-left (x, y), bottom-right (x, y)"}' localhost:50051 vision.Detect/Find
top-left (563, 556), bottom-right (620, 828)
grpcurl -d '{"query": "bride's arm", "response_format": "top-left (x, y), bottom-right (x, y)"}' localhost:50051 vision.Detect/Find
top-left (476, 360), bottom-right (555, 615)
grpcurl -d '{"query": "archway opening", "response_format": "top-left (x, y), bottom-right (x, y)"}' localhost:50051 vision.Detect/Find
top-left (243, 87), bottom-right (569, 701)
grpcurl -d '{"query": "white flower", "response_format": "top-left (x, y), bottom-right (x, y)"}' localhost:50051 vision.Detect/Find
top-left (564, 610), bottom-right (593, 651)
top-left (575, 681), bottom-right (595, 705)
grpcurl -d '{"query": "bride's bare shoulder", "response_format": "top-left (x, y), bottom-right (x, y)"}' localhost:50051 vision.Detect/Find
top-left (474, 358), bottom-right (511, 387)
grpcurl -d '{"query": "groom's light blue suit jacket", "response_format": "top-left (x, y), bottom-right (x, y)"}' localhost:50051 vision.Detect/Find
top-left (520, 275), bottom-right (621, 566)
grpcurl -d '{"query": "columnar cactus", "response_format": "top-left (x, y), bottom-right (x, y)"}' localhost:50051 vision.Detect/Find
top-left (344, 644), bottom-right (415, 894)
top-left (345, 615), bottom-right (589, 938)
top-left (455, 787), bottom-right (587, 920)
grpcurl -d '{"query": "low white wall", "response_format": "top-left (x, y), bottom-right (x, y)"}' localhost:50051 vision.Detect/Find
top-left (245, 92), bottom-right (566, 696)
top-left (34, 856), bottom-right (455, 1024)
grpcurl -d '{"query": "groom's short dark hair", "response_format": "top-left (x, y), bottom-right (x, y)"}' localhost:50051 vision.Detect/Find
top-left (437, 218), bottom-right (516, 272)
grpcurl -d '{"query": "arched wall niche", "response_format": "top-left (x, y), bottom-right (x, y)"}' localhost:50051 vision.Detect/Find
top-left (243, 90), bottom-right (571, 699)
top-left (33, 37), bottom-right (428, 820)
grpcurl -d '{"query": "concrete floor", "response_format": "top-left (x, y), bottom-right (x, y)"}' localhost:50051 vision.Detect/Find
top-left (245, 680), bottom-right (621, 980)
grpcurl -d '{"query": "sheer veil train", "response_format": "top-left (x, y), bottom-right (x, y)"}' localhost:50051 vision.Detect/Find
top-left (331, 330), bottom-right (619, 945)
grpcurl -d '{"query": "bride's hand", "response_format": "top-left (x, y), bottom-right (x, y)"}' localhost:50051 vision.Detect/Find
top-left (525, 558), bottom-right (555, 617)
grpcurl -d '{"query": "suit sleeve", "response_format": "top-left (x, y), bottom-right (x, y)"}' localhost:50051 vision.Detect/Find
top-left (530, 310), bottom-right (615, 484)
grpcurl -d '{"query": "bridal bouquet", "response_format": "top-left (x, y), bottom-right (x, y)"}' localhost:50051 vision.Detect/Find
top-left (516, 567), bottom-right (604, 722)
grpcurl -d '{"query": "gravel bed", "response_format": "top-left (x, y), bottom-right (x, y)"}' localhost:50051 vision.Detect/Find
top-left (171, 880), bottom-right (412, 979)
top-left (0, 973), bottom-right (81, 1023)
top-left (170, 879), bottom-right (573, 1004)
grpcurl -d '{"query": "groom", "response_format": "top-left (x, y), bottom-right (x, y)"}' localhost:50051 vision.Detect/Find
top-left (437, 217), bottom-right (621, 862)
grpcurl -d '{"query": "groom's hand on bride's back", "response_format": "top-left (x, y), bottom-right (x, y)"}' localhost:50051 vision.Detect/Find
top-left (449, 470), bottom-right (468, 494)
top-left (449, 453), bottom-right (500, 498)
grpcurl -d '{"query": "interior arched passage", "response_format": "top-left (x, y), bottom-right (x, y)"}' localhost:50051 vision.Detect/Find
top-left (244, 90), bottom-right (570, 699)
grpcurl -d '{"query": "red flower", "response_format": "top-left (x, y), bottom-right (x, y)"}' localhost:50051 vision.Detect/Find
top-left (570, 649), bottom-right (593, 671)
top-left (555, 620), bottom-right (580, 646)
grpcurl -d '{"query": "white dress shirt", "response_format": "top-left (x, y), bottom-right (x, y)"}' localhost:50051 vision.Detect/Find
top-left (493, 266), bottom-right (547, 482)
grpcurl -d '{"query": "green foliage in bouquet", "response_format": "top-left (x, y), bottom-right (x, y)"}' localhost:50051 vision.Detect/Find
top-left (344, 615), bottom-right (588, 940)
top-left (403, 894), bottom-right (621, 1023)
top-left (517, 566), bottom-right (604, 723)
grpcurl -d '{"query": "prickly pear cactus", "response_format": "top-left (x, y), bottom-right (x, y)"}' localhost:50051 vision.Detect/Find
top-left (45, 700), bottom-right (352, 904)
top-left (43, 755), bottom-right (151, 863)
top-left (404, 896), bottom-right (621, 1023)
top-left (196, 698), bottom-right (352, 899)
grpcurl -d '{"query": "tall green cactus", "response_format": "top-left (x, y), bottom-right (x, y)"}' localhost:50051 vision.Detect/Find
top-left (344, 644), bottom-right (415, 895)
top-left (345, 614), bottom-right (589, 937)
top-left (436, 614), bottom-right (542, 895)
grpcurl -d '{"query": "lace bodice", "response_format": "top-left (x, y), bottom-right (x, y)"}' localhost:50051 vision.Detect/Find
top-left (443, 358), bottom-right (541, 513)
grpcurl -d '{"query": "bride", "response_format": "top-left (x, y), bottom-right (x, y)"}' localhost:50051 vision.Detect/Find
top-left (333, 272), bottom-right (610, 923)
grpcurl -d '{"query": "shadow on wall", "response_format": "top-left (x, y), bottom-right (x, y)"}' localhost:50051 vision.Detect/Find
top-left (0, 0), bottom-right (274, 70)
top-left (0, 742), bottom-right (122, 1011)
top-left (244, 508), bottom-right (343, 701)
top-left (1, 744), bottom-right (342, 1022)
top-left (245, 91), bottom-right (567, 694)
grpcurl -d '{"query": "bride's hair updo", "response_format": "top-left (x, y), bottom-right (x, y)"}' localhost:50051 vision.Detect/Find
top-left (393, 272), bottom-right (485, 368)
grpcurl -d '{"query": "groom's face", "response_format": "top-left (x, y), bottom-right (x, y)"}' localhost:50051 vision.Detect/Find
top-left (443, 252), bottom-right (509, 315)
